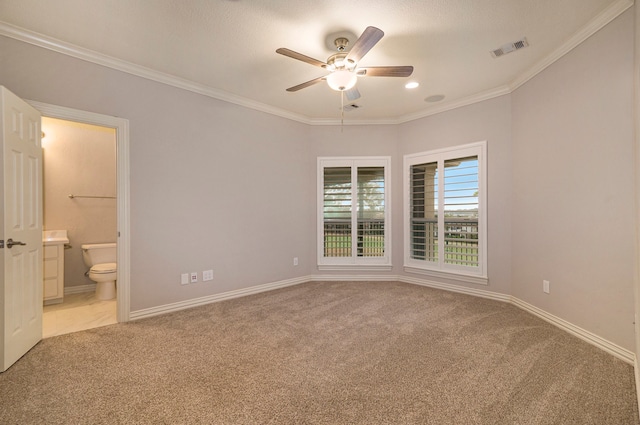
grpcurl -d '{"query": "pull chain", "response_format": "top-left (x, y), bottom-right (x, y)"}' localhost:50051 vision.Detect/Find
top-left (341, 90), bottom-right (345, 132)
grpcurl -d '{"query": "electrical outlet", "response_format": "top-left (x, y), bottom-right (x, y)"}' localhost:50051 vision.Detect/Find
top-left (293, 257), bottom-right (299, 266)
top-left (543, 280), bottom-right (550, 294)
top-left (190, 272), bottom-right (198, 283)
top-left (181, 273), bottom-right (189, 285)
top-left (203, 269), bottom-right (213, 281)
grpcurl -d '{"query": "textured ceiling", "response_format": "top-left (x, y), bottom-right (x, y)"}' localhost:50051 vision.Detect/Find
top-left (0, 0), bottom-right (632, 123)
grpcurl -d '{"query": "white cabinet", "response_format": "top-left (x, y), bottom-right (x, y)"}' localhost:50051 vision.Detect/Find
top-left (43, 230), bottom-right (69, 305)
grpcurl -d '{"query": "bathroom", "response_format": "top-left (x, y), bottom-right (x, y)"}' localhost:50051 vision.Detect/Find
top-left (41, 117), bottom-right (118, 337)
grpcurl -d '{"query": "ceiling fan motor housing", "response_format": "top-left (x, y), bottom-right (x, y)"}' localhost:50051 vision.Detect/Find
top-left (326, 52), bottom-right (356, 72)
top-left (334, 37), bottom-right (349, 51)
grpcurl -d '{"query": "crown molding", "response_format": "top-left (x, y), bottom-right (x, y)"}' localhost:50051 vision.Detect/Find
top-left (308, 116), bottom-right (402, 126)
top-left (0, 0), bottom-right (634, 126)
top-left (396, 0), bottom-right (634, 124)
top-left (0, 21), bottom-right (311, 125)
top-left (305, 86), bottom-right (512, 126)
top-left (509, 0), bottom-right (634, 92)
top-left (397, 86), bottom-right (512, 124)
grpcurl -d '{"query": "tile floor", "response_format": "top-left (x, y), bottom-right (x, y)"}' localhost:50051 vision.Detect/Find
top-left (43, 292), bottom-right (117, 338)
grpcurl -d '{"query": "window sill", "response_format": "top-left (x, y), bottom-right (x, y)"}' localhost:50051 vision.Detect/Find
top-left (318, 264), bottom-right (393, 272)
top-left (403, 266), bottom-right (488, 285)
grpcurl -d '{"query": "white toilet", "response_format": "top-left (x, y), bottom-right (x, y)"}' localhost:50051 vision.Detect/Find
top-left (81, 243), bottom-right (117, 300)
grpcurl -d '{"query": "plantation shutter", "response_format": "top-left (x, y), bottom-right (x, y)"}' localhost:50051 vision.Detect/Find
top-left (406, 144), bottom-right (484, 276)
top-left (319, 157), bottom-right (390, 266)
top-left (357, 167), bottom-right (385, 257)
top-left (443, 156), bottom-right (479, 267)
top-left (323, 167), bottom-right (352, 257)
top-left (404, 143), bottom-right (485, 280)
top-left (410, 162), bottom-right (438, 263)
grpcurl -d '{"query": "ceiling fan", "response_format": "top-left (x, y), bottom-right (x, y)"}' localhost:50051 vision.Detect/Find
top-left (276, 26), bottom-right (413, 102)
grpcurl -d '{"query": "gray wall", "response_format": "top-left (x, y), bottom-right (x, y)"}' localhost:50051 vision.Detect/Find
top-left (398, 95), bottom-right (513, 297)
top-left (0, 35), bottom-right (313, 311)
top-left (0, 6), bottom-right (636, 352)
top-left (307, 124), bottom-right (401, 274)
top-left (511, 10), bottom-right (635, 351)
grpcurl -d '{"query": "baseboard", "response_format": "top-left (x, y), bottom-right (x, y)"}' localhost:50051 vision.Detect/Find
top-left (311, 274), bottom-right (633, 365)
top-left (511, 297), bottom-right (635, 365)
top-left (311, 274), bottom-right (400, 282)
top-left (129, 275), bottom-right (311, 321)
top-left (398, 276), bottom-right (633, 364)
top-left (635, 356), bottom-right (640, 416)
top-left (64, 284), bottom-right (96, 295)
top-left (398, 275), bottom-right (511, 303)
top-left (128, 273), bottom-right (634, 367)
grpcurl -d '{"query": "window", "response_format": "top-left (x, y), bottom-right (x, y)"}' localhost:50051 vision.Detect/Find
top-left (403, 142), bottom-right (487, 283)
top-left (318, 157), bottom-right (391, 269)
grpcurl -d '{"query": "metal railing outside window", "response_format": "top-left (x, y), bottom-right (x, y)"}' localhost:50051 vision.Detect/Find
top-left (410, 218), bottom-right (479, 267)
top-left (324, 219), bottom-right (385, 257)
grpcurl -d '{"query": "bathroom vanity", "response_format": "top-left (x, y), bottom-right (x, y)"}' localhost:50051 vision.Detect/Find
top-left (43, 230), bottom-right (69, 305)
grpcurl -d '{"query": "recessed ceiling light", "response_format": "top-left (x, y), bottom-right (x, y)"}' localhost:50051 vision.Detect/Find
top-left (405, 82), bottom-right (419, 89)
top-left (425, 94), bottom-right (445, 103)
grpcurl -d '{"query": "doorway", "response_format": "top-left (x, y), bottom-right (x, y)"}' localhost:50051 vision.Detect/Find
top-left (41, 117), bottom-right (117, 336)
top-left (30, 101), bottom-right (131, 327)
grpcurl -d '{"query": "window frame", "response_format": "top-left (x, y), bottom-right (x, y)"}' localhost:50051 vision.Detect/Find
top-left (317, 156), bottom-right (392, 270)
top-left (403, 142), bottom-right (487, 284)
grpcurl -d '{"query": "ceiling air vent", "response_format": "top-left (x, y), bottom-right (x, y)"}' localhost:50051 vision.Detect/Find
top-left (343, 103), bottom-right (361, 112)
top-left (490, 37), bottom-right (529, 58)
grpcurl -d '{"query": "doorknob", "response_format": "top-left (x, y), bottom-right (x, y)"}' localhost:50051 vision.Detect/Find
top-left (5, 238), bottom-right (26, 249)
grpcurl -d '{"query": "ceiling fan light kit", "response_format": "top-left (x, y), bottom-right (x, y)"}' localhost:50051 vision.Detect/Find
top-left (326, 70), bottom-right (357, 91)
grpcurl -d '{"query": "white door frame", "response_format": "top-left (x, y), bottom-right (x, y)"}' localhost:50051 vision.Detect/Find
top-left (29, 101), bottom-right (130, 322)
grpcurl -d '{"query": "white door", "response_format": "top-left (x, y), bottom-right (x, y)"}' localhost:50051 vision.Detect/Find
top-left (0, 86), bottom-right (43, 372)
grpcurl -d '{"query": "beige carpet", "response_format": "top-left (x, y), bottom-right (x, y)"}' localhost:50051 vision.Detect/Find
top-left (1, 281), bottom-right (638, 424)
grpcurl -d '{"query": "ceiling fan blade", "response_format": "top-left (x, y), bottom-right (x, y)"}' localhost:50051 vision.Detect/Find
top-left (358, 66), bottom-right (414, 77)
top-left (276, 48), bottom-right (327, 68)
top-left (345, 26), bottom-right (384, 64)
top-left (286, 76), bottom-right (327, 92)
top-left (345, 87), bottom-right (361, 101)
